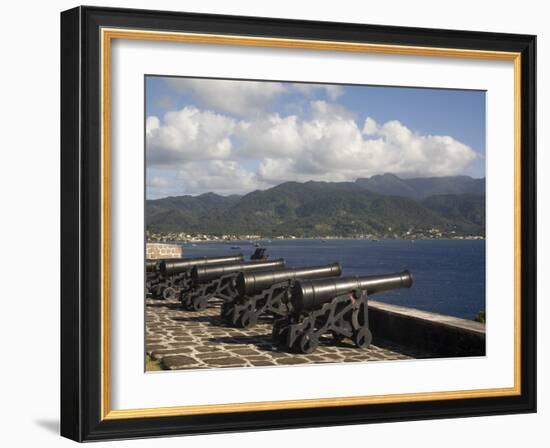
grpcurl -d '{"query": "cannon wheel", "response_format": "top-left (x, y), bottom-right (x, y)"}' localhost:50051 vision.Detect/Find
top-left (192, 297), bottom-right (209, 312)
top-left (162, 287), bottom-right (177, 300)
top-left (298, 332), bottom-right (318, 354)
top-left (353, 327), bottom-right (372, 349)
top-left (271, 320), bottom-right (280, 341)
top-left (237, 310), bottom-right (258, 329)
top-left (152, 286), bottom-right (163, 299)
top-left (221, 303), bottom-right (235, 324)
top-left (180, 295), bottom-right (193, 310)
top-left (179, 291), bottom-right (191, 307)
top-left (271, 320), bottom-right (287, 347)
top-left (331, 331), bottom-right (345, 344)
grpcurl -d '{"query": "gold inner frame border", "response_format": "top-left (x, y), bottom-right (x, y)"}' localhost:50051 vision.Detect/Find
top-left (99, 27), bottom-right (522, 420)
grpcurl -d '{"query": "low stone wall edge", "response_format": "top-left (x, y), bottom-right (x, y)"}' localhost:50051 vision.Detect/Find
top-left (369, 300), bottom-right (485, 357)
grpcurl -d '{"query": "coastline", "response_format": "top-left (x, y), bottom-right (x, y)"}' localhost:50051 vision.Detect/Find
top-left (147, 235), bottom-right (486, 244)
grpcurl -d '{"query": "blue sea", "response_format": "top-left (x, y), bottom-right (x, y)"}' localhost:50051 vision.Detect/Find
top-left (178, 239), bottom-right (485, 320)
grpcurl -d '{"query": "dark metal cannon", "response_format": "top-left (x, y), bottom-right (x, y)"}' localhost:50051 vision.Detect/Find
top-left (273, 270), bottom-right (413, 354)
top-left (147, 254), bottom-right (244, 299)
top-left (145, 260), bottom-right (160, 293)
top-left (146, 260), bottom-right (159, 272)
top-left (160, 254), bottom-right (244, 276)
top-left (221, 263), bottom-right (342, 328)
top-left (180, 259), bottom-right (286, 311)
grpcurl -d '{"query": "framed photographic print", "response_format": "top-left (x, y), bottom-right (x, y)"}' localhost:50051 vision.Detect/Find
top-left (60, 6), bottom-right (536, 441)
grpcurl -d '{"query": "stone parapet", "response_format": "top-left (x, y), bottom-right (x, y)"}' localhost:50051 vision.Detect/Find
top-left (146, 243), bottom-right (182, 260)
top-left (369, 300), bottom-right (486, 357)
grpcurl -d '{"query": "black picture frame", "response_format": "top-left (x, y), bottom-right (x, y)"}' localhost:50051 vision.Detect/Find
top-left (61, 5), bottom-right (536, 442)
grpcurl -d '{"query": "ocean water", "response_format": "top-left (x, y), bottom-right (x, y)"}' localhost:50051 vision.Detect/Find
top-left (177, 239), bottom-right (485, 320)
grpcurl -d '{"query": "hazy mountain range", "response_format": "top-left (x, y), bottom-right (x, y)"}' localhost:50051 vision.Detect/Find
top-left (355, 173), bottom-right (484, 199)
top-left (146, 174), bottom-right (485, 237)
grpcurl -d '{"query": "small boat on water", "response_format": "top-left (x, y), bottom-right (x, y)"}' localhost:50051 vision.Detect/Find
top-left (231, 246), bottom-right (241, 250)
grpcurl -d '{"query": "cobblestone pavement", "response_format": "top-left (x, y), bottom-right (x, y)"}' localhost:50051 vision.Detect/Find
top-left (146, 297), bottom-right (424, 371)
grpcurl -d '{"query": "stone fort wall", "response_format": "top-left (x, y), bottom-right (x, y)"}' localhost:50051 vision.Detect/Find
top-left (146, 243), bottom-right (182, 260)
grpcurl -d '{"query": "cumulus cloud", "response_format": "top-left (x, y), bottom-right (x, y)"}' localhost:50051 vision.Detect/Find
top-left (251, 106), bottom-right (478, 183)
top-left (165, 78), bottom-right (345, 117)
top-left (146, 99), bottom-right (479, 197)
top-left (166, 78), bottom-right (286, 117)
top-left (147, 176), bottom-right (170, 188)
top-left (176, 160), bottom-right (264, 196)
top-left (146, 106), bottom-right (236, 165)
top-left (235, 114), bottom-right (303, 158)
top-left (290, 83), bottom-right (344, 101)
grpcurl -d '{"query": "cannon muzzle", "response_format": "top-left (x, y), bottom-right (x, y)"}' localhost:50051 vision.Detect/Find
top-left (235, 263), bottom-right (342, 296)
top-left (292, 270), bottom-right (413, 311)
top-left (159, 254), bottom-right (244, 275)
top-left (192, 259), bottom-right (286, 285)
top-left (146, 260), bottom-right (159, 272)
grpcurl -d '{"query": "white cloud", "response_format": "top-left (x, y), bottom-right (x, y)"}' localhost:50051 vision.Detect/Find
top-left (166, 78), bottom-right (286, 117)
top-left (165, 78), bottom-right (346, 117)
top-left (235, 114), bottom-right (303, 158)
top-left (249, 106), bottom-right (478, 183)
top-left (146, 100), bottom-right (480, 196)
top-left (147, 176), bottom-right (170, 188)
top-left (310, 100), bottom-right (355, 120)
top-left (177, 160), bottom-right (264, 196)
top-left (146, 116), bottom-right (160, 135)
top-left (290, 84), bottom-right (344, 101)
top-left (146, 106), bottom-right (236, 165)
top-left (362, 117), bottom-right (378, 135)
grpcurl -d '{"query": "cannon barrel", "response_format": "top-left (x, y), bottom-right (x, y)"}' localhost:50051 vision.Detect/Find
top-left (235, 263), bottom-right (342, 297)
top-left (192, 259), bottom-right (286, 285)
top-left (160, 254), bottom-right (244, 275)
top-left (291, 270), bottom-right (413, 311)
top-left (146, 260), bottom-right (159, 272)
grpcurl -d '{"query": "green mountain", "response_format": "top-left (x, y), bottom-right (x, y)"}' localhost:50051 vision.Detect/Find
top-left (355, 173), bottom-right (485, 199)
top-left (146, 193), bottom-right (240, 233)
top-left (146, 178), bottom-right (485, 238)
top-left (422, 194), bottom-right (485, 229)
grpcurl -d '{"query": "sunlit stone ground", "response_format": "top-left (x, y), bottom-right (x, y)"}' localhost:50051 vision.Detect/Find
top-left (145, 297), bottom-right (428, 371)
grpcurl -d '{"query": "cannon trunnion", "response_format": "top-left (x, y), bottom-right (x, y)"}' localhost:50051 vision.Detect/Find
top-left (180, 259), bottom-right (287, 311)
top-left (273, 271), bottom-right (413, 354)
top-left (221, 263), bottom-right (342, 329)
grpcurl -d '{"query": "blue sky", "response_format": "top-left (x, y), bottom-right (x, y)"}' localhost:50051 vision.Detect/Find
top-left (145, 76), bottom-right (485, 199)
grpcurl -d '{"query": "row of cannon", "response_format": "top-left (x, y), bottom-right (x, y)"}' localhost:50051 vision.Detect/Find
top-left (146, 253), bottom-right (413, 354)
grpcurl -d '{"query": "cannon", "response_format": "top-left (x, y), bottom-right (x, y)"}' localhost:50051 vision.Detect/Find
top-left (221, 263), bottom-right (342, 329)
top-left (147, 254), bottom-right (244, 299)
top-left (272, 270), bottom-right (413, 354)
top-left (180, 259), bottom-right (286, 311)
top-left (146, 260), bottom-right (158, 272)
top-left (145, 260), bottom-right (160, 293)
top-left (156, 254), bottom-right (246, 300)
